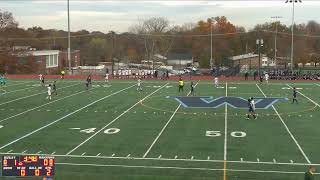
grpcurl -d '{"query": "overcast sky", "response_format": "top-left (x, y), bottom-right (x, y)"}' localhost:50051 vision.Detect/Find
top-left (1, 0), bottom-right (319, 33)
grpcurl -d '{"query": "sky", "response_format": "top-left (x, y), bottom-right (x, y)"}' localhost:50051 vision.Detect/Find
top-left (0, 0), bottom-right (320, 33)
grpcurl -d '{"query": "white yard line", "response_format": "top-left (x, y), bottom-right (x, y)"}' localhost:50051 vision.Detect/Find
top-left (256, 84), bottom-right (311, 164)
top-left (0, 84), bottom-right (136, 150)
top-left (5, 81), bottom-right (34, 87)
top-left (287, 84), bottom-right (320, 108)
top-left (65, 83), bottom-right (169, 155)
top-left (0, 83), bottom-right (80, 106)
top-left (0, 88), bottom-right (96, 123)
top-left (142, 82), bottom-right (198, 158)
top-left (5, 86), bottom-right (38, 94)
top-left (55, 162), bottom-right (320, 175)
top-left (1, 152), bottom-right (319, 166)
top-left (224, 82), bottom-right (228, 161)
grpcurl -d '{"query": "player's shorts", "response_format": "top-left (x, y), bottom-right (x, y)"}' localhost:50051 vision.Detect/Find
top-left (48, 92), bottom-right (52, 96)
top-left (248, 108), bottom-right (254, 113)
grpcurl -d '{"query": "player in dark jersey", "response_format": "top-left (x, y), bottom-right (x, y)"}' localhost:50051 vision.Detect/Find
top-left (292, 87), bottom-right (298, 104)
top-left (259, 75), bottom-right (263, 84)
top-left (246, 97), bottom-right (257, 119)
top-left (85, 75), bottom-right (92, 90)
top-left (190, 81), bottom-right (195, 96)
top-left (52, 81), bottom-right (57, 95)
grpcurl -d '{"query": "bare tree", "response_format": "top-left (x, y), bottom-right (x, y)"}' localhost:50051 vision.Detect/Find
top-left (0, 10), bottom-right (18, 31)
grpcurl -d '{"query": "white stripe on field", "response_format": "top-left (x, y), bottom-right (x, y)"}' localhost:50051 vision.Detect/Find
top-left (287, 84), bottom-right (320, 108)
top-left (65, 83), bottom-right (169, 155)
top-left (143, 82), bottom-right (198, 158)
top-left (256, 84), bottom-right (311, 164)
top-left (224, 82), bottom-right (228, 161)
top-left (0, 84), bottom-right (136, 150)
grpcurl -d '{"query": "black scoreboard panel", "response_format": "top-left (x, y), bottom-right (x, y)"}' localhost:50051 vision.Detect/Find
top-left (1, 155), bottom-right (54, 177)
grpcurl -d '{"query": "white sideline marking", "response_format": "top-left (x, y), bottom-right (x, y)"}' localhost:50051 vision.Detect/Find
top-left (0, 84), bottom-right (136, 150)
top-left (240, 158), bottom-right (243, 162)
top-left (65, 83), bottom-right (169, 155)
top-left (55, 162), bottom-right (320, 175)
top-left (6, 81), bottom-right (34, 87)
top-left (207, 156), bottom-right (210, 160)
top-left (5, 86), bottom-right (37, 94)
top-left (143, 82), bottom-right (198, 158)
top-left (291, 160), bottom-right (294, 164)
top-left (224, 82), bottom-right (228, 161)
top-left (0, 83), bottom-right (80, 106)
top-left (175, 155), bottom-right (178, 159)
top-left (256, 84), bottom-right (311, 164)
top-left (2, 152), bottom-right (320, 166)
top-left (22, 150), bottom-right (27, 153)
top-left (158, 155), bottom-right (162, 159)
top-left (96, 153), bottom-right (101, 157)
top-left (36, 151), bottom-right (42, 154)
top-left (126, 154), bottom-right (131, 158)
top-left (69, 128), bottom-right (81, 130)
top-left (7, 149), bottom-right (13, 153)
top-left (273, 159), bottom-right (277, 163)
top-left (257, 158), bottom-right (260, 162)
top-left (51, 152), bottom-right (56, 155)
top-left (81, 152), bottom-right (86, 156)
top-left (287, 84), bottom-right (320, 108)
top-left (191, 156), bottom-right (194, 160)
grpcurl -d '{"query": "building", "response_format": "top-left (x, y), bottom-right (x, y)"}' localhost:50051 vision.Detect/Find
top-left (230, 53), bottom-right (273, 70)
top-left (166, 52), bottom-right (193, 68)
top-left (12, 47), bottom-right (80, 74)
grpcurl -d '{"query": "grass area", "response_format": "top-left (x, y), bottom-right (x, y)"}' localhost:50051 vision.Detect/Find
top-left (0, 79), bottom-right (320, 179)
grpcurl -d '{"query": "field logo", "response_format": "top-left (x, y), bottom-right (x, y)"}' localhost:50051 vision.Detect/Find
top-left (168, 96), bottom-right (288, 109)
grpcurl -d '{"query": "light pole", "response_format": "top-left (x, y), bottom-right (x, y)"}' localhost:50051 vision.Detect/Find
top-left (271, 16), bottom-right (282, 68)
top-left (210, 17), bottom-right (214, 71)
top-left (256, 39), bottom-right (264, 76)
top-left (67, 0), bottom-right (71, 74)
top-left (285, 0), bottom-right (302, 72)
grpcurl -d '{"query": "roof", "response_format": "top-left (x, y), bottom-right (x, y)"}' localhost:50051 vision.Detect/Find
top-left (29, 50), bottom-right (60, 56)
top-left (167, 52), bottom-right (193, 60)
top-left (229, 53), bottom-right (259, 61)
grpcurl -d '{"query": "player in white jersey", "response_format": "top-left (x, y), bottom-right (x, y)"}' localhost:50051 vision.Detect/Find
top-left (214, 77), bottom-right (219, 88)
top-left (105, 73), bottom-right (109, 84)
top-left (137, 78), bottom-right (142, 91)
top-left (264, 73), bottom-right (269, 84)
top-left (46, 84), bottom-right (52, 100)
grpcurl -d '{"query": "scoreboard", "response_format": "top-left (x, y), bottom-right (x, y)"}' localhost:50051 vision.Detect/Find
top-left (1, 155), bottom-right (54, 177)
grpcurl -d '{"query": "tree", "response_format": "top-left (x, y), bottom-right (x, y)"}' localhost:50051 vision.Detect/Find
top-left (0, 10), bottom-right (18, 31)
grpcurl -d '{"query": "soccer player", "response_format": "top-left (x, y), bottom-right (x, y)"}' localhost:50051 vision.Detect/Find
top-left (305, 166), bottom-right (316, 180)
top-left (259, 75), bottom-right (263, 84)
top-left (0, 74), bottom-right (6, 86)
top-left (214, 77), bottom-right (219, 88)
top-left (61, 70), bottom-right (65, 79)
top-left (292, 87), bottom-right (298, 104)
top-left (39, 74), bottom-right (45, 86)
top-left (190, 81), bottom-right (195, 96)
top-left (105, 73), bottom-right (109, 84)
top-left (265, 73), bottom-right (269, 84)
top-left (137, 78), bottom-right (142, 91)
top-left (246, 97), bottom-right (257, 119)
top-left (178, 77), bottom-right (184, 92)
top-left (52, 81), bottom-right (57, 96)
top-left (46, 84), bottom-right (52, 100)
top-left (87, 75), bottom-right (92, 86)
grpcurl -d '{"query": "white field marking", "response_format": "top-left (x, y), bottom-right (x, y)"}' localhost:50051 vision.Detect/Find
top-left (315, 83), bottom-right (320, 87)
top-left (191, 156), bottom-right (194, 160)
top-left (51, 152), bottom-right (56, 155)
top-left (5, 81), bottom-right (34, 87)
top-left (55, 162), bottom-right (320, 175)
top-left (7, 149), bottom-right (13, 153)
top-left (207, 156), bottom-right (210, 160)
top-left (224, 82), bottom-right (228, 161)
top-left (1, 152), bottom-right (320, 166)
top-left (69, 128), bottom-right (81, 130)
top-left (0, 125), bottom-right (3, 128)
top-left (273, 159), bottom-right (277, 163)
top-left (291, 160), bottom-right (294, 164)
top-left (287, 84), bottom-right (320, 108)
top-left (36, 151), bottom-right (42, 154)
top-left (256, 84), bottom-right (311, 164)
top-left (0, 83), bottom-right (80, 106)
top-left (22, 150), bottom-right (27, 153)
top-left (158, 155), bottom-right (162, 159)
top-left (0, 88), bottom-right (95, 123)
top-left (175, 155), bottom-right (178, 159)
top-left (65, 83), bottom-right (169, 155)
top-left (240, 158), bottom-right (243, 162)
top-left (81, 152), bottom-right (86, 156)
top-left (126, 154), bottom-right (131, 158)
top-left (0, 84), bottom-right (136, 150)
top-left (96, 153), bottom-right (101, 156)
top-left (257, 158), bottom-right (260, 162)
top-left (5, 86), bottom-right (38, 94)
top-left (143, 82), bottom-right (198, 158)
top-left (228, 87), bottom-right (237, 89)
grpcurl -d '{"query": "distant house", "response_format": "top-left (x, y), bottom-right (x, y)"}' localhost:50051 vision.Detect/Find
top-left (12, 46), bottom-right (80, 74)
top-left (166, 52), bottom-right (193, 68)
top-left (230, 53), bottom-right (273, 70)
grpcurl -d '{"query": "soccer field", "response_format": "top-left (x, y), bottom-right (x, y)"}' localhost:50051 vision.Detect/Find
top-left (0, 79), bottom-right (320, 180)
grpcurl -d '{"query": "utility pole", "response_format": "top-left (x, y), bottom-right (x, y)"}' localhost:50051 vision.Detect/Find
top-left (210, 17), bottom-right (214, 71)
top-left (67, 0), bottom-right (71, 74)
top-left (256, 39), bottom-right (264, 76)
top-left (285, 0), bottom-right (302, 72)
top-left (110, 31), bottom-right (115, 78)
top-left (271, 16), bottom-right (282, 68)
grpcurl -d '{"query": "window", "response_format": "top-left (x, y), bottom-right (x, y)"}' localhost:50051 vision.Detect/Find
top-left (46, 55), bottom-right (49, 67)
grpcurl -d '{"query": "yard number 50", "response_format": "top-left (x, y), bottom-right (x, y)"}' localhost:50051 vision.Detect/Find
top-left (206, 131), bottom-right (246, 138)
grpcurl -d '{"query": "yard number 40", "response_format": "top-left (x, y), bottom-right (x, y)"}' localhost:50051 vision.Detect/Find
top-left (205, 131), bottom-right (246, 138)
